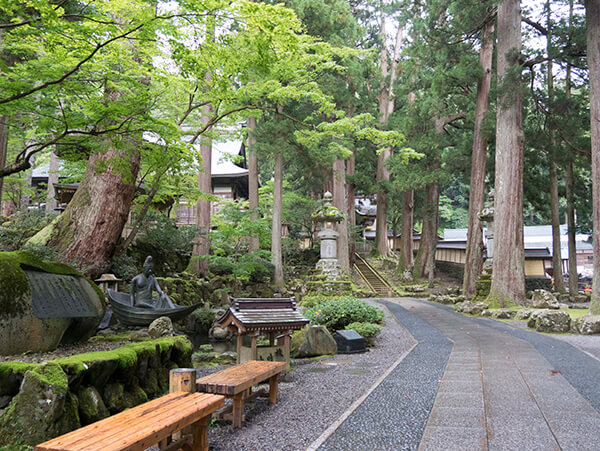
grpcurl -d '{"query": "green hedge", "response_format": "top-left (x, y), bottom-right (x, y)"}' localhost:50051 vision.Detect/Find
top-left (304, 297), bottom-right (384, 332)
top-left (346, 322), bottom-right (381, 346)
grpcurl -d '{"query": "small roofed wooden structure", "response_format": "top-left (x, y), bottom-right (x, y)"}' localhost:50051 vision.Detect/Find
top-left (215, 297), bottom-right (309, 370)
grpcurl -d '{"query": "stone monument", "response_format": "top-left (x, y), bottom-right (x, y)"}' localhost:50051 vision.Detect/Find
top-left (0, 251), bottom-right (105, 355)
top-left (313, 192), bottom-right (344, 279)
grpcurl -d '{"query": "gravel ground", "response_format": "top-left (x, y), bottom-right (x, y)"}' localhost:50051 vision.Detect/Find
top-left (319, 300), bottom-right (452, 451)
top-left (199, 299), bottom-right (415, 451)
top-left (551, 333), bottom-right (600, 361)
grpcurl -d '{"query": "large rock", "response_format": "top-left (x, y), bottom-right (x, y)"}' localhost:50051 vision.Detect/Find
top-left (455, 301), bottom-right (489, 316)
top-left (77, 386), bottom-right (109, 424)
top-left (515, 309), bottom-right (534, 320)
top-left (0, 362), bottom-right (80, 446)
top-left (530, 289), bottom-right (560, 309)
top-left (292, 325), bottom-right (337, 358)
top-left (0, 251), bottom-right (105, 355)
top-left (574, 316), bottom-right (600, 335)
top-left (148, 316), bottom-right (173, 338)
top-left (530, 310), bottom-right (571, 333)
top-left (492, 309), bottom-right (515, 319)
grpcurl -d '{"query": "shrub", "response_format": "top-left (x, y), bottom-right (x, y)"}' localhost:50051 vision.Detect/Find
top-left (345, 322), bottom-right (381, 346)
top-left (0, 209), bottom-right (53, 251)
top-left (305, 297), bottom-right (384, 331)
top-left (299, 294), bottom-right (339, 309)
top-left (208, 256), bottom-right (235, 276)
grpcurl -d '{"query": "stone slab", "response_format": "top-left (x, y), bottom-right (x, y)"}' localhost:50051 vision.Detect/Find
top-left (25, 270), bottom-right (99, 318)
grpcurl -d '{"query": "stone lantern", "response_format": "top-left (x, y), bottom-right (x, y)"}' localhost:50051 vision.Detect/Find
top-left (478, 190), bottom-right (495, 266)
top-left (313, 192), bottom-right (344, 278)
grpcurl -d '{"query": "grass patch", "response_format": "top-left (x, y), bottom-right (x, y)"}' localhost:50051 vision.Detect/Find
top-left (562, 308), bottom-right (588, 320)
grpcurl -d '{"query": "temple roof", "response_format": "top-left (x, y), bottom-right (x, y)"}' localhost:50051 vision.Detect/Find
top-left (215, 297), bottom-right (309, 333)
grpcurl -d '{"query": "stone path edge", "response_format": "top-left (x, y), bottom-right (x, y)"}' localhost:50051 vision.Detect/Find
top-left (306, 300), bottom-right (418, 451)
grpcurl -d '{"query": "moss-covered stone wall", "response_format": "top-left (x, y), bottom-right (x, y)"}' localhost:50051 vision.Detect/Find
top-left (0, 337), bottom-right (192, 447)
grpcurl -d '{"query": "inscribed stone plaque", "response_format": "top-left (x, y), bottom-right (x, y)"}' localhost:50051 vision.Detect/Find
top-left (25, 270), bottom-right (99, 318)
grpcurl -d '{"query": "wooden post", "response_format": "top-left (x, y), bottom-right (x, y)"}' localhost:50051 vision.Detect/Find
top-left (269, 332), bottom-right (275, 346)
top-left (170, 368), bottom-right (197, 394)
top-left (232, 393), bottom-right (244, 429)
top-left (268, 375), bottom-right (279, 404)
top-left (236, 332), bottom-right (243, 364)
top-left (192, 416), bottom-right (210, 451)
top-left (169, 368), bottom-right (197, 442)
top-left (250, 332), bottom-right (258, 360)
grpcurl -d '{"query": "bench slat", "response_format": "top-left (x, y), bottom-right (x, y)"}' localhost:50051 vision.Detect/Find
top-left (35, 392), bottom-right (224, 451)
top-left (196, 361), bottom-right (285, 396)
top-left (36, 392), bottom-right (189, 449)
top-left (69, 393), bottom-right (222, 451)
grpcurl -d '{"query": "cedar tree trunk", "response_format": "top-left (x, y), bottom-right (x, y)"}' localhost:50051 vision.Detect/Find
top-left (549, 158), bottom-right (566, 292)
top-left (547, 6), bottom-right (566, 293)
top-left (247, 115), bottom-right (260, 252)
top-left (586, 0), bottom-right (600, 313)
top-left (191, 104), bottom-right (213, 277)
top-left (463, 21), bottom-right (494, 298)
top-left (414, 182), bottom-right (440, 286)
top-left (29, 145), bottom-right (141, 278)
top-left (347, 152), bottom-right (356, 263)
top-left (375, 21), bottom-right (403, 256)
top-left (566, 162), bottom-right (578, 295)
top-left (333, 158), bottom-right (350, 272)
top-left (398, 190), bottom-right (414, 272)
top-left (272, 151), bottom-right (284, 286)
top-left (488, 0), bottom-right (526, 306)
top-left (0, 115), bottom-right (7, 205)
top-left (46, 151), bottom-right (59, 214)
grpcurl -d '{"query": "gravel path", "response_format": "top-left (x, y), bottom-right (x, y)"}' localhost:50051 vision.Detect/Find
top-left (199, 299), bottom-right (415, 451)
top-left (319, 300), bottom-right (452, 450)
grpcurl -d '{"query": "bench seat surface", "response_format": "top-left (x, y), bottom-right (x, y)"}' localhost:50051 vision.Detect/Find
top-left (35, 391), bottom-right (224, 451)
top-left (196, 360), bottom-right (285, 396)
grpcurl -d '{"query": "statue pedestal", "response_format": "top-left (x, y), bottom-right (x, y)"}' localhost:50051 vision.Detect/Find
top-left (316, 258), bottom-right (344, 279)
top-left (316, 228), bottom-right (343, 279)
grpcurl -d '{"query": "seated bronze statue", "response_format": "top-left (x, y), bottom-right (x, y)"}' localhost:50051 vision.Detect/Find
top-left (130, 256), bottom-right (175, 309)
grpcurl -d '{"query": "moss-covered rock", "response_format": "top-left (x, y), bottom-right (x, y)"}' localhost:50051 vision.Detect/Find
top-left (77, 386), bottom-right (109, 425)
top-left (0, 362), bottom-right (80, 447)
top-left (0, 337), bottom-right (193, 446)
top-left (0, 251), bottom-right (105, 355)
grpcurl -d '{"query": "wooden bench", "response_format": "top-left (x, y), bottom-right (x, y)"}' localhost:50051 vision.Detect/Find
top-left (196, 360), bottom-right (285, 428)
top-left (34, 391), bottom-right (224, 451)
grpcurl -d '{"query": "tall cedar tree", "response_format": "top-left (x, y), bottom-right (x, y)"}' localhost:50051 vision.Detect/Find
top-left (488, 0), bottom-right (526, 306)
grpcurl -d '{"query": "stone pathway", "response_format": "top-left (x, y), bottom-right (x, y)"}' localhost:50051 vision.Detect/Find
top-left (318, 298), bottom-right (600, 450)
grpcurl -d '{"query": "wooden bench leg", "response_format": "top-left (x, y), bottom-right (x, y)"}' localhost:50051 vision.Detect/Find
top-left (192, 415), bottom-right (210, 451)
top-left (268, 374), bottom-right (279, 404)
top-left (232, 393), bottom-right (244, 429)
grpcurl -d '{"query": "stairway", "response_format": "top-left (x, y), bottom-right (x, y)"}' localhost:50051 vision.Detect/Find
top-left (353, 254), bottom-right (394, 297)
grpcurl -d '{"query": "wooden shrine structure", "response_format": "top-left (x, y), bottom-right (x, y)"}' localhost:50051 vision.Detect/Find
top-left (214, 297), bottom-right (309, 370)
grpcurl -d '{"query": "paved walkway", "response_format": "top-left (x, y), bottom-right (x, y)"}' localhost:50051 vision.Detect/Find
top-left (319, 298), bottom-right (600, 450)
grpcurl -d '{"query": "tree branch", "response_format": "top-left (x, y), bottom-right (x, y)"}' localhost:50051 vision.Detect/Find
top-left (0, 22), bottom-right (146, 105)
top-left (522, 17), bottom-right (548, 35)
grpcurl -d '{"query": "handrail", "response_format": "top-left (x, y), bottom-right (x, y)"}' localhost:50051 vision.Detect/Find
top-left (354, 253), bottom-right (394, 293)
top-left (353, 262), bottom-right (376, 293)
